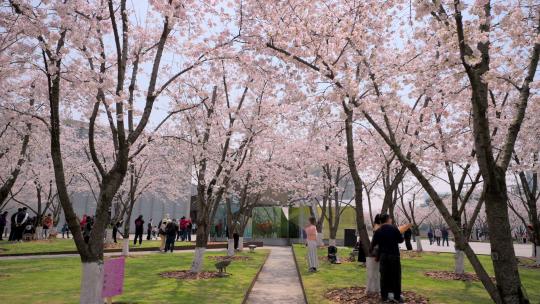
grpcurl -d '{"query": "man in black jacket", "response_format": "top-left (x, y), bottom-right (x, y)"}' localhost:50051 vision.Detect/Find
top-left (370, 214), bottom-right (405, 303)
top-left (14, 207), bottom-right (29, 241)
top-left (8, 209), bottom-right (20, 241)
top-left (404, 228), bottom-right (413, 251)
top-left (0, 211), bottom-right (7, 240)
top-left (164, 219), bottom-right (178, 253)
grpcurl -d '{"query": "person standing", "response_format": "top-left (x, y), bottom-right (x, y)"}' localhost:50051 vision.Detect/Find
top-left (179, 216), bottom-right (188, 241)
top-left (15, 207), bottom-right (29, 241)
top-left (0, 211), bottom-right (7, 240)
top-left (134, 215), bottom-right (144, 246)
top-left (112, 220), bottom-right (122, 243)
top-left (441, 227), bottom-right (449, 247)
top-left (164, 219), bottom-right (178, 253)
top-left (305, 217), bottom-right (319, 272)
top-left (8, 209), bottom-right (20, 241)
top-left (147, 220), bottom-right (152, 241)
top-left (434, 228), bottom-right (442, 246)
top-left (83, 216), bottom-right (94, 243)
top-left (187, 218), bottom-right (193, 242)
top-left (61, 223), bottom-right (70, 239)
top-left (370, 214), bottom-right (405, 303)
top-left (404, 228), bottom-right (413, 251)
top-left (232, 220), bottom-right (240, 250)
top-left (427, 229), bottom-right (433, 245)
top-left (80, 214), bottom-right (87, 232)
top-left (42, 214), bottom-right (53, 239)
top-left (159, 215), bottom-right (170, 251)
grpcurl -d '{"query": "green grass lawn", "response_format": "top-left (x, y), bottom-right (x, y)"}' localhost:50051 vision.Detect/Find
top-left (292, 245), bottom-right (540, 304)
top-left (0, 239), bottom-right (195, 255)
top-left (0, 249), bottom-right (269, 304)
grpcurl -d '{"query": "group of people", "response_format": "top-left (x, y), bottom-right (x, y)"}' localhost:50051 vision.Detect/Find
top-left (107, 214), bottom-right (195, 249)
top-left (158, 215), bottom-right (192, 252)
top-left (0, 210), bottom-right (197, 248)
top-left (304, 214), bottom-right (410, 303)
top-left (0, 208), bottom-right (55, 242)
top-left (155, 215), bottom-right (194, 253)
top-left (427, 227), bottom-right (450, 246)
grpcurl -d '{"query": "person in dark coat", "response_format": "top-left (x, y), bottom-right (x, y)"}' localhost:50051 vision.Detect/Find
top-left (441, 227), bottom-right (450, 246)
top-left (404, 228), bottom-right (413, 251)
top-left (134, 215), bottom-right (144, 245)
top-left (370, 214), bottom-right (405, 303)
top-left (14, 208), bottom-right (29, 241)
top-left (147, 220), bottom-right (152, 240)
top-left (0, 211), bottom-right (8, 240)
top-left (8, 209), bottom-right (20, 241)
top-left (112, 220), bottom-right (122, 243)
top-left (61, 223), bottom-right (70, 239)
top-left (427, 229), bottom-right (434, 245)
top-left (83, 216), bottom-right (94, 243)
top-left (187, 220), bottom-right (193, 242)
top-left (164, 219), bottom-right (178, 253)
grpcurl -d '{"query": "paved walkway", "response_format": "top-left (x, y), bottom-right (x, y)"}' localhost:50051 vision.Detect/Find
top-left (402, 239), bottom-right (534, 257)
top-left (246, 246), bottom-right (305, 304)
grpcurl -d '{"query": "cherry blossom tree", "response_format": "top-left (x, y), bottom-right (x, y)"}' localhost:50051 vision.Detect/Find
top-left (163, 59), bottom-right (278, 272)
top-left (7, 0), bottom-right (236, 301)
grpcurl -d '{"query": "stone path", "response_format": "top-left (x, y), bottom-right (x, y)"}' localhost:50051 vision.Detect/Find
top-left (246, 246), bottom-right (305, 304)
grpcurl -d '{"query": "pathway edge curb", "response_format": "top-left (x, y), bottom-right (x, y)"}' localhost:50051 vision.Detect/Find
top-left (242, 250), bottom-right (271, 304)
top-left (291, 245), bottom-right (309, 304)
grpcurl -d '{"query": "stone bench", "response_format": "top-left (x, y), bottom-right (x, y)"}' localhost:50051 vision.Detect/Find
top-left (248, 244), bottom-right (257, 253)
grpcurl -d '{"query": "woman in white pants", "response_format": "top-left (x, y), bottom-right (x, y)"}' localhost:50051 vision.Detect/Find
top-left (305, 217), bottom-right (319, 272)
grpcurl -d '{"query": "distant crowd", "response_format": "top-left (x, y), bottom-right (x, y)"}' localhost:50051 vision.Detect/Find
top-left (0, 208), bottom-right (55, 241)
top-left (77, 213), bottom-right (195, 251)
top-left (0, 209), bottom-right (196, 248)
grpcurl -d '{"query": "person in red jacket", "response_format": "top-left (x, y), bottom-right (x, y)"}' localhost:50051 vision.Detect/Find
top-left (179, 216), bottom-right (188, 241)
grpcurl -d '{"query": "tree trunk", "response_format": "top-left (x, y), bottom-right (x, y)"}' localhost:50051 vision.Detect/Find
top-left (343, 106), bottom-right (370, 256)
top-left (343, 105), bottom-right (375, 293)
top-left (416, 234), bottom-right (423, 252)
top-left (80, 261), bottom-right (104, 304)
top-left (485, 183), bottom-right (525, 303)
top-left (238, 236), bottom-right (244, 251)
top-left (310, 202), bottom-right (325, 246)
top-left (191, 222), bottom-right (209, 273)
top-left (329, 222), bottom-right (338, 247)
top-left (227, 238), bottom-right (235, 256)
top-left (122, 238), bottom-right (130, 257)
top-left (191, 247), bottom-right (207, 273)
top-left (105, 228), bottom-right (114, 245)
top-left (225, 197), bottom-right (235, 256)
top-left (528, 199), bottom-right (540, 265)
top-left (455, 250), bottom-right (465, 274)
top-left (365, 257), bottom-right (380, 295)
